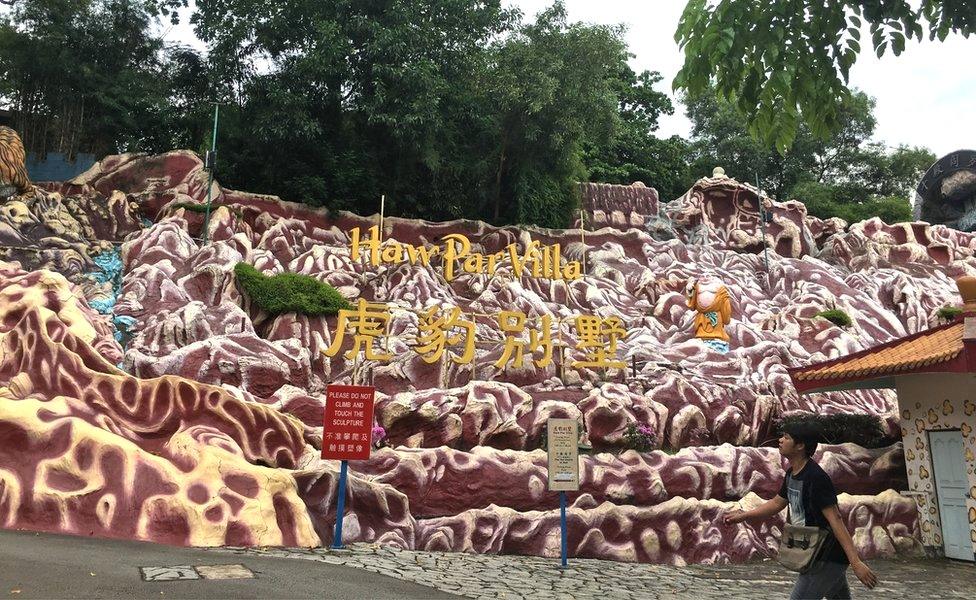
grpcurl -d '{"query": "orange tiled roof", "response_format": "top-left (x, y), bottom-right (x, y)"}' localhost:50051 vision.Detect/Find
top-left (793, 321), bottom-right (965, 382)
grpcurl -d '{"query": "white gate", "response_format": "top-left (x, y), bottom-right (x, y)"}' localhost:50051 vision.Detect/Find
top-left (930, 430), bottom-right (974, 562)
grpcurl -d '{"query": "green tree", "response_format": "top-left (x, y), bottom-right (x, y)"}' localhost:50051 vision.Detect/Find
top-left (582, 67), bottom-right (694, 202)
top-left (684, 87), bottom-right (887, 202)
top-left (674, 1), bottom-right (975, 152)
top-left (484, 3), bottom-right (631, 226)
top-left (683, 87), bottom-right (820, 199)
top-left (0, 0), bottom-right (185, 158)
top-left (192, 0), bottom-right (515, 216)
top-left (192, 0), bottom-right (639, 228)
top-left (138, 44), bottom-right (215, 154)
top-left (584, 133), bottom-right (693, 203)
top-left (685, 85), bottom-right (933, 224)
top-left (790, 181), bottom-right (913, 223)
top-left (808, 92), bottom-right (877, 184)
top-left (851, 144), bottom-right (936, 199)
top-left (790, 142), bottom-right (932, 223)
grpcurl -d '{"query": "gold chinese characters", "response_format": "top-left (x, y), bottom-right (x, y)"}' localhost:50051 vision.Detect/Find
top-left (323, 305), bottom-right (629, 371)
top-left (324, 299), bottom-right (393, 361)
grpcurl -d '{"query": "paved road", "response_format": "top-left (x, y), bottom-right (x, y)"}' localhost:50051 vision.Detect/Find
top-left (4, 528), bottom-right (975, 599)
top-left (218, 543), bottom-right (976, 600)
top-left (0, 529), bottom-right (459, 599)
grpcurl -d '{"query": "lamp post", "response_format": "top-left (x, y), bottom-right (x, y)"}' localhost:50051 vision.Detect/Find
top-left (201, 103), bottom-right (221, 244)
top-left (755, 173), bottom-right (771, 280)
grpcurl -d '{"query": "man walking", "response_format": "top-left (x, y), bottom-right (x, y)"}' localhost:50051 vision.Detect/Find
top-left (724, 421), bottom-right (879, 599)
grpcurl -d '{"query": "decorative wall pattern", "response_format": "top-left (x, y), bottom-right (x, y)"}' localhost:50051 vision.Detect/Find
top-left (897, 374), bottom-right (976, 556)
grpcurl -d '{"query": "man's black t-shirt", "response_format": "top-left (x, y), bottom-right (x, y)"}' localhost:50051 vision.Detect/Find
top-left (777, 460), bottom-right (849, 565)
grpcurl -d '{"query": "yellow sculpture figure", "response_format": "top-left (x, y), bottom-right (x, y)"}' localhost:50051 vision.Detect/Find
top-left (686, 273), bottom-right (733, 353)
top-left (323, 298), bottom-right (393, 361)
top-left (0, 126), bottom-right (33, 200)
top-left (572, 315), bottom-right (626, 369)
top-left (495, 311), bottom-right (553, 369)
top-left (415, 306), bottom-right (476, 364)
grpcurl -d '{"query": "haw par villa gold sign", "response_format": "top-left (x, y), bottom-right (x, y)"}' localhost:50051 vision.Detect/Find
top-left (324, 226), bottom-right (627, 371)
top-left (350, 225), bottom-right (584, 282)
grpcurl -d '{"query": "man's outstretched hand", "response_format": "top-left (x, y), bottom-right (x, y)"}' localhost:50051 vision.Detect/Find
top-left (723, 509), bottom-right (747, 525)
top-left (851, 561), bottom-right (878, 589)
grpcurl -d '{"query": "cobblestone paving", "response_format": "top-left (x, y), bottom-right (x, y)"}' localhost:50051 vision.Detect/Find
top-left (215, 544), bottom-right (976, 600)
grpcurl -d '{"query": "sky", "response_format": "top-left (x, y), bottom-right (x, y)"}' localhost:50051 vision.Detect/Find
top-left (160, 0), bottom-right (974, 158)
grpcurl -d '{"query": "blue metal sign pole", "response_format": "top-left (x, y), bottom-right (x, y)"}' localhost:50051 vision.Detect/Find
top-left (332, 460), bottom-right (349, 549)
top-left (560, 490), bottom-right (568, 567)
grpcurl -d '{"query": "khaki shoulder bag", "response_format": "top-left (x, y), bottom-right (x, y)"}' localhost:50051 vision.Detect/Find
top-left (777, 522), bottom-right (830, 572)
top-left (776, 476), bottom-right (831, 573)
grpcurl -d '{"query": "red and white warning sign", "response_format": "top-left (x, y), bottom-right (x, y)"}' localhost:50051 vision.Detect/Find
top-left (321, 385), bottom-right (376, 461)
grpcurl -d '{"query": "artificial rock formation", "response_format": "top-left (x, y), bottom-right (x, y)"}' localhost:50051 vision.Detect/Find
top-left (578, 181), bottom-right (660, 231)
top-left (0, 261), bottom-right (319, 547)
top-left (415, 490), bottom-right (920, 565)
top-left (349, 443), bottom-right (907, 518)
top-left (5, 149), bottom-right (974, 564)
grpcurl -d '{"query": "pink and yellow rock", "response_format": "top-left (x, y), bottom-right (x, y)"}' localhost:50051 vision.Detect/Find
top-left (4, 149), bottom-right (973, 564)
top-left (0, 263), bottom-right (319, 547)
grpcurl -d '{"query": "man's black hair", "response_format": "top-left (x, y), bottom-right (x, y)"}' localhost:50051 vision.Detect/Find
top-left (782, 420), bottom-right (821, 458)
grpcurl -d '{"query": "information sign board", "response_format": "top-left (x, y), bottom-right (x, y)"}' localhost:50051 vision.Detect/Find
top-left (321, 385), bottom-right (375, 461)
top-left (547, 418), bottom-right (579, 491)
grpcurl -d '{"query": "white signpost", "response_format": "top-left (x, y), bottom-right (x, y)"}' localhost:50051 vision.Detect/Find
top-left (547, 418), bottom-right (579, 568)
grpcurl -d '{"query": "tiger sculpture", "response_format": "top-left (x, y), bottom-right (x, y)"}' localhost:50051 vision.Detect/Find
top-left (0, 126), bottom-right (32, 200)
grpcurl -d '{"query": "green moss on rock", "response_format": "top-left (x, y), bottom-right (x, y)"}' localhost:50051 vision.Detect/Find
top-left (171, 202), bottom-right (211, 214)
top-left (815, 308), bottom-right (852, 328)
top-left (234, 263), bottom-right (352, 316)
top-left (937, 306), bottom-right (963, 322)
top-left (170, 202), bottom-right (244, 219)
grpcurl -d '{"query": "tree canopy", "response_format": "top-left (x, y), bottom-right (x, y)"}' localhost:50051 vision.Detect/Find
top-left (0, 0), bottom-right (945, 228)
top-left (186, 1), bottom-right (678, 227)
top-left (674, 1), bottom-right (975, 152)
top-left (582, 68), bottom-right (693, 202)
top-left (0, 0), bottom-right (184, 158)
top-left (684, 85), bottom-right (933, 223)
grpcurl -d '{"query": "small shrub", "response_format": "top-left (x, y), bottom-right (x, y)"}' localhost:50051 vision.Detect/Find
top-left (815, 308), bottom-right (852, 328)
top-left (171, 201), bottom-right (210, 214)
top-left (234, 263), bottom-right (352, 316)
top-left (937, 306), bottom-right (963, 322)
top-left (777, 413), bottom-right (894, 449)
top-left (623, 422), bottom-right (658, 452)
top-left (170, 202), bottom-right (243, 219)
top-left (371, 425), bottom-right (387, 449)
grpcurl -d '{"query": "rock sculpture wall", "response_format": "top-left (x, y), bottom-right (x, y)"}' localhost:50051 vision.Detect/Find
top-left (4, 149), bottom-right (975, 564)
top-left (578, 181), bottom-right (660, 231)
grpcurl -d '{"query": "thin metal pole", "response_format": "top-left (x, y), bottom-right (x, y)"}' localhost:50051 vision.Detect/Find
top-left (332, 460), bottom-right (349, 549)
top-left (560, 490), bottom-right (568, 567)
top-left (755, 173), bottom-right (771, 278)
top-left (201, 104), bottom-right (220, 244)
top-left (379, 195), bottom-right (385, 244)
top-left (579, 209), bottom-right (586, 275)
